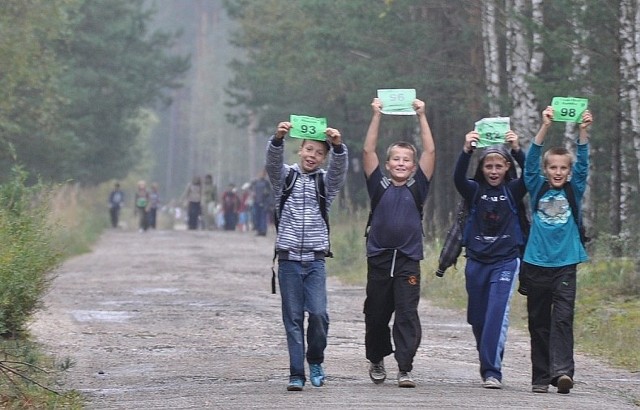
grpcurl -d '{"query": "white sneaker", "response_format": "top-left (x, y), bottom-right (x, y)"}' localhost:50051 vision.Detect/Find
top-left (397, 371), bottom-right (416, 388)
top-left (368, 360), bottom-right (386, 384)
top-left (482, 376), bottom-right (502, 389)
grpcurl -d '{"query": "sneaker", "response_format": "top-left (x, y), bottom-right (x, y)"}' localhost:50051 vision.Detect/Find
top-left (532, 384), bottom-right (549, 393)
top-left (286, 377), bottom-right (304, 391)
top-left (556, 375), bottom-right (573, 394)
top-left (309, 363), bottom-right (325, 387)
top-left (482, 376), bottom-right (503, 389)
top-left (397, 371), bottom-right (416, 388)
top-left (369, 360), bottom-right (386, 384)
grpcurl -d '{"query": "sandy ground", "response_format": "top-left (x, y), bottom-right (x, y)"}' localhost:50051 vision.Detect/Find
top-left (30, 228), bottom-right (640, 409)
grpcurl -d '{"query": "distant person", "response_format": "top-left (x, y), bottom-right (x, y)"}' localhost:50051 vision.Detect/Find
top-left (134, 180), bottom-right (150, 232)
top-left (181, 176), bottom-right (203, 230)
top-left (251, 169), bottom-right (272, 236)
top-left (521, 106), bottom-right (593, 395)
top-left (147, 182), bottom-right (160, 229)
top-left (266, 120), bottom-right (348, 392)
top-left (221, 183), bottom-right (241, 231)
top-left (362, 97), bottom-right (435, 388)
top-left (454, 130), bottom-right (527, 389)
top-left (108, 182), bottom-right (125, 228)
top-left (237, 182), bottom-right (252, 232)
top-left (202, 174), bottom-right (218, 230)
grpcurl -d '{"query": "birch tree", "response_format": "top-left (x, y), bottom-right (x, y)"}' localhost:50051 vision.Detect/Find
top-left (617, 0), bottom-right (639, 237)
top-left (482, 0), bottom-right (501, 116)
top-left (505, 0), bottom-right (544, 143)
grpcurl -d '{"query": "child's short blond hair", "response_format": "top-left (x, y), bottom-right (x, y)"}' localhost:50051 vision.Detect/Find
top-left (543, 147), bottom-right (574, 167)
top-left (386, 141), bottom-right (418, 162)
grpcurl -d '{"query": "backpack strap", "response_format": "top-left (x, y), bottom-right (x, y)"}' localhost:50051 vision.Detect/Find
top-left (365, 176), bottom-right (423, 237)
top-left (533, 181), bottom-right (587, 244)
top-left (271, 168), bottom-right (331, 294)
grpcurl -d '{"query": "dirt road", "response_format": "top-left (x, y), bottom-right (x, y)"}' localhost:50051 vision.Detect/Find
top-left (30, 229), bottom-right (639, 409)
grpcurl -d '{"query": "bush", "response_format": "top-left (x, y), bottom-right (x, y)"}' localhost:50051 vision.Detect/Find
top-left (0, 167), bottom-right (62, 338)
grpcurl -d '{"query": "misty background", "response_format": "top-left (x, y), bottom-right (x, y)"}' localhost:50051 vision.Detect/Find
top-left (1, 0), bottom-right (640, 252)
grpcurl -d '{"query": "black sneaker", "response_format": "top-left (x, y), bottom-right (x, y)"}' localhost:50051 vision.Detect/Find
top-left (557, 375), bottom-right (573, 394)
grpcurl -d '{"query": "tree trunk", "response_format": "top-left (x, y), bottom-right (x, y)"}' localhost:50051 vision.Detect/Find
top-left (505, 0), bottom-right (544, 145)
top-left (482, 0), bottom-right (501, 116)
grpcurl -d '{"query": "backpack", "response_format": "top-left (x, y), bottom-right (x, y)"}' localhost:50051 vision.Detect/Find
top-left (436, 185), bottom-right (530, 277)
top-left (364, 176), bottom-right (423, 237)
top-left (533, 181), bottom-right (589, 244)
top-left (271, 168), bottom-right (330, 294)
top-left (274, 168), bottom-right (328, 232)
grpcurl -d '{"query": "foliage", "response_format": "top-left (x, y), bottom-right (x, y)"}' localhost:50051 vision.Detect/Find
top-left (0, 0), bottom-right (189, 185)
top-left (223, 0), bottom-right (482, 230)
top-left (0, 167), bottom-right (63, 338)
top-left (0, 340), bottom-right (83, 408)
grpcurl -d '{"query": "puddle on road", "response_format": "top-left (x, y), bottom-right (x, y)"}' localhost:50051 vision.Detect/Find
top-left (72, 310), bottom-right (134, 323)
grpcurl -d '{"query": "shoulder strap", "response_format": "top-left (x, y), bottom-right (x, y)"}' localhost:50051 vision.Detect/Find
top-left (364, 176), bottom-right (423, 237)
top-left (274, 168), bottom-right (298, 231)
top-left (534, 181), bottom-right (587, 243)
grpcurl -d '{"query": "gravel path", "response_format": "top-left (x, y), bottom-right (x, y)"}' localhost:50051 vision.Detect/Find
top-left (30, 229), bottom-right (640, 409)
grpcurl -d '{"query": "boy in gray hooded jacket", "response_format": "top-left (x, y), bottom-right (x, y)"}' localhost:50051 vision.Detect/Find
top-left (266, 121), bottom-right (348, 391)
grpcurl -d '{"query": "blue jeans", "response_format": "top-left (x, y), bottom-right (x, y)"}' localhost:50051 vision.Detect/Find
top-left (278, 260), bottom-right (328, 382)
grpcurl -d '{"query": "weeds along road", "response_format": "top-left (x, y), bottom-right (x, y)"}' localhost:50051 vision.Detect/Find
top-left (31, 229), bottom-right (640, 409)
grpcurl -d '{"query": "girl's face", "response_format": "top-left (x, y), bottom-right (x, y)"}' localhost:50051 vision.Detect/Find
top-left (481, 154), bottom-right (510, 187)
top-left (385, 146), bottom-right (416, 183)
top-left (298, 140), bottom-right (328, 172)
top-left (544, 154), bottom-right (572, 188)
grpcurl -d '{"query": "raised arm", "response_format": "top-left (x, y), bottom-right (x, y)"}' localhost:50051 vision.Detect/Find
top-left (414, 99), bottom-right (436, 179)
top-left (363, 98), bottom-right (382, 178)
top-left (533, 106), bottom-right (553, 145)
top-left (578, 110), bottom-right (592, 145)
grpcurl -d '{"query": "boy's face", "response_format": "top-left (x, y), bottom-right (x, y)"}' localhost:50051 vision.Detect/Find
top-left (544, 154), bottom-right (572, 188)
top-left (298, 140), bottom-right (328, 172)
top-left (385, 146), bottom-right (416, 182)
top-left (481, 154), bottom-right (510, 187)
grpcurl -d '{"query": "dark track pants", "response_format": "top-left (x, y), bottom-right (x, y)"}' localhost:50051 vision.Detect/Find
top-left (522, 262), bottom-right (576, 386)
top-left (364, 251), bottom-right (421, 372)
top-left (465, 258), bottom-right (519, 381)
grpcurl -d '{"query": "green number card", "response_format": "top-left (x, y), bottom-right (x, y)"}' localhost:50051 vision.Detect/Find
top-left (474, 117), bottom-right (510, 148)
top-left (551, 97), bottom-right (588, 123)
top-left (289, 115), bottom-right (327, 140)
top-left (377, 89), bottom-right (416, 115)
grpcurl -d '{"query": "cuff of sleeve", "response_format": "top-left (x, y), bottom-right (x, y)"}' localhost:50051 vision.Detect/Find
top-left (271, 136), bottom-right (283, 147)
top-left (332, 144), bottom-right (344, 154)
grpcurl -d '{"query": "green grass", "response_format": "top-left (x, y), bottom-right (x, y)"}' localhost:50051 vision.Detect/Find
top-left (328, 209), bottom-right (640, 372)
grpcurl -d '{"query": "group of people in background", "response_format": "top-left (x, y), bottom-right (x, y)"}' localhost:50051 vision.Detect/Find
top-left (108, 171), bottom-right (274, 235)
top-left (267, 96), bottom-right (593, 398)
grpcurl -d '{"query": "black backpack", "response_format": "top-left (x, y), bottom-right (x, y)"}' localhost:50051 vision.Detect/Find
top-left (435, 185), bottom-right (530, 277)
top-left (364, 176), bottom-right (423, 237)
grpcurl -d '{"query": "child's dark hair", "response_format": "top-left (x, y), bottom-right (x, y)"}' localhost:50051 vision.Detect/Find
top-left (472, 144), bottom-right (516, 184)
top-left (301, 138), bottom-right (331, 152)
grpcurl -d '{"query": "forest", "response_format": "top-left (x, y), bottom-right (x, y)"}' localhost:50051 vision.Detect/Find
top-left (1, 0), bottom-right (640, 256)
